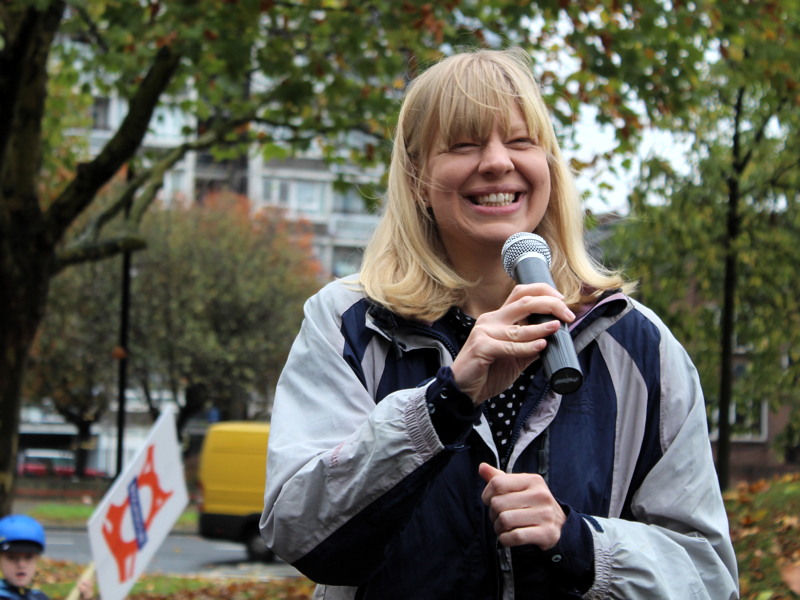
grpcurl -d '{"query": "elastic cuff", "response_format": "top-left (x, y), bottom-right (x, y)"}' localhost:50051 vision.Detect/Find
top-left (424, 366), bottom-right (479, 445)
top-left (509, 503), bottom-right (594, 594)
top-left (540, 504), bottom-right (595, 593)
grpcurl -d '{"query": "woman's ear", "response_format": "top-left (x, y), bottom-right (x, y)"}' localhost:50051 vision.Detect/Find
top-left (419, 189), bottom-right (429, 207)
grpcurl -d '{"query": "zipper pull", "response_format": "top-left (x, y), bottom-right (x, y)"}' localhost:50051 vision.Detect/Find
top-left (498, 545), bottom-right (512, 573)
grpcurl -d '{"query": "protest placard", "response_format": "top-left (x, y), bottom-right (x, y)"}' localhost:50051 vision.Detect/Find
top-left (87, 408), bottom-right (188, 600)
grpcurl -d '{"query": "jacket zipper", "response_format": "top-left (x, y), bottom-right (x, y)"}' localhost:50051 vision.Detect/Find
top-left (393, 315), bottom-right (557, 599)
top-left (501, 382), bottom-right (550, 471)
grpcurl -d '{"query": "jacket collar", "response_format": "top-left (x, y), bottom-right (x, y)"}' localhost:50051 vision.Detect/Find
top-left (364, 290), bottom-right (631, 357)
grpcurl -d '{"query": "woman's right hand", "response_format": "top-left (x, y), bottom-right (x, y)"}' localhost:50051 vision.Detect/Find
top-left (450, 283), bottom-right (575, 406)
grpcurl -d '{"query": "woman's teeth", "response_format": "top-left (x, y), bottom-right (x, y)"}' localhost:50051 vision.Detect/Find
top-left (472, 192), bottom-right (516, 206)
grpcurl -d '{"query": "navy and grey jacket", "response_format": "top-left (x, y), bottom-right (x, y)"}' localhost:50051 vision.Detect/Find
top-left (0, 581), bottom-right (49, 600)
top-left (261, 275), bottom-right (739, 599)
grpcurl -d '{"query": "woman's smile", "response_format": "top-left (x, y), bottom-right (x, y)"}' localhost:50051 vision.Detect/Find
top-left (468, 191), bottom-right (520, 207)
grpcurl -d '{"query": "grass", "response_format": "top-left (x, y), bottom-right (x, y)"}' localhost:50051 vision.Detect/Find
top-left (725, 473), bottom-right (800, 599)
top-left (25, 500), bottom-right (317, 598)
top-left (20, 473), bottom-right (800, 598)
top-left (36, 558), bottom-right (316, 599)
top-left (25, 501), bottom-right (198, 530)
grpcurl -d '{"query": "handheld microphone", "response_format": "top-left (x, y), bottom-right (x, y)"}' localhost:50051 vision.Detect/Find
top-left (501, 232), bottom-right (583, 395)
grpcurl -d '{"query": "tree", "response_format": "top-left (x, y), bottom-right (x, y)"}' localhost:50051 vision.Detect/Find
top-left (9, 0), bottom-right (780, 513)
top-left (23, 192), bottom-right (320, 472)
top-left (24, 257), bottom-right (119, 478)
top-left (601, 1), bottom-right (800, 488)
top-left (128, 193), bottom-right (321, 430)
top-left (1, 0), bottom-right (546, 516)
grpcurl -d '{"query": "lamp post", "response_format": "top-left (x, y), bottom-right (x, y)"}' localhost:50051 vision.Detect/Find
top-left (115, 172), bottom-right (134, 478)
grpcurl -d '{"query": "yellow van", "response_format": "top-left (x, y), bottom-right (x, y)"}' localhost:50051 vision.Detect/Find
top-left (197, 421), bottom-right (273, 561)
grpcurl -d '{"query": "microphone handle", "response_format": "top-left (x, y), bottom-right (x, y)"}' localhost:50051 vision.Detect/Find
top-left (510, 255), bottom-right (584, 394)
top-left (528, 313), bottom-right (583, 395)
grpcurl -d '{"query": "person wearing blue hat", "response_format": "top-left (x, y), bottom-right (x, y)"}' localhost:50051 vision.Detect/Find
top-left (0, 515), bottom-right (93, 600)
top-left (0, 514), bottom-right (48, 600)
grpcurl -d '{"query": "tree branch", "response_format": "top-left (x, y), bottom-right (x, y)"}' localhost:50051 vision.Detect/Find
top-left (264, 0), bottom-right (361, 13)
top-left (130, 126), bottom-right (238, 223)
top-left (740, 95), bottom-right (789, 170)
top-left (44, 43), bottom-right (182, 243)
top-left (54, 235), bottom-right (148, 273)
top-left (60, 122), bottom-right (246, 271)
top-left (70, 3), bottom-right (110, 53)
top-left (766, 157), bottom-right (800, 191)
top-left (731, 86), bottom-right (745, 175)
top-left (71, 124), bottom-right (244, 248)
top-left (250, 116), bottom-right (387, 146)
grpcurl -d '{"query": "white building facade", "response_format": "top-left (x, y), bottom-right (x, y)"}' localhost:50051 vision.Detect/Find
top-left (90, 95), bottom-right (382, 278)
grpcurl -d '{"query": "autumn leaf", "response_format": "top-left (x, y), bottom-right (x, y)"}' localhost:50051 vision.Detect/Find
top-left (780, 561), bottom-right (800, 594)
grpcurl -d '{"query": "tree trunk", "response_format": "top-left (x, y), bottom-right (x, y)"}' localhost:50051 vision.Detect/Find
top-left (177, 383), bottom-right (209, 440)
top-left (0, 243), bottom-right (54, 515)
top-left (74, 419), bottom-right (94, 479)
top-left (717, 88), bottom-right (747, 492)
top-left (0, 1), bottom-right (65, 517)
top-left (717, 176), bottom-right (738, 491)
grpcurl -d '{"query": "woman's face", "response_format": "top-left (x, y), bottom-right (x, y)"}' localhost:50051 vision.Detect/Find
top-left (423, 104), bottom-right (551, 261)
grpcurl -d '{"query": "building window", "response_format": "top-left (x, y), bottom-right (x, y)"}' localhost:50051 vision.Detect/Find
top-left (277, 181), bottom-right (290, 206)
top-left (709, 361), bottom-right (769, 442)
top-left (91, 97), bottom-right (111, 131)
top-left (263, 178), bottom-right (290, 206)
top-left (332, 246), bottom-right (364, 278)
top-left (262, 178), bottom-right (273, 202)
top-left (333, 186), bottom-right (368, 215)
top-left (168, 169), bottom-right (185, 202)
top-left (731, 400), bottom-right (768, 441)
top-left (295, 180), bottom-right (325, 216)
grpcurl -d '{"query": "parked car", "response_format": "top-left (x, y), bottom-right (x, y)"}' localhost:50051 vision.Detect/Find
top-left (197, 421), bottom-right (273, 562)
top-left (16, 449), bottom-right (107, 479)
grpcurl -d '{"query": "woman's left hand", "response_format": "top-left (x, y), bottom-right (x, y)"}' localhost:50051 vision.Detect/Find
top-left (478, 463), bottom-right (566, 550)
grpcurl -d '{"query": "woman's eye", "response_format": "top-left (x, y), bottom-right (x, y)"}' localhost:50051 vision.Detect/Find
top-left (508, 138), bottom-right (535, 148)
top-left (450, 142), bottom-right (479, 151)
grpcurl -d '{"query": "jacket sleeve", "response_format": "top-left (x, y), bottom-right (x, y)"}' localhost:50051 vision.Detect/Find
top-left (585, 308), bottom-right (739, 600)
top-left (259, 284), bottom-right (448, 583)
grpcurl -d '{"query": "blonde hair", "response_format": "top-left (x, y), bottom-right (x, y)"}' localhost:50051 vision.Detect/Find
top-left (359, 47), bottom-right (631, 322)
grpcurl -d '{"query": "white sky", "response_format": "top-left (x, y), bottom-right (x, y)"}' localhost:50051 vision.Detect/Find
top-left (522, 13), bottom-right (691, 216)
top-left (568, 106), bottom-right (691, 215)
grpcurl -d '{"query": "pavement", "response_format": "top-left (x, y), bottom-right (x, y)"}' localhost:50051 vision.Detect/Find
top-left (12, 497), bottom-right (304, 581)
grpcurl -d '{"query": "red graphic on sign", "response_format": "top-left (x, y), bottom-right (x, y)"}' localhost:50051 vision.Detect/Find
top-left (101, 444), bottom-right (174, 582)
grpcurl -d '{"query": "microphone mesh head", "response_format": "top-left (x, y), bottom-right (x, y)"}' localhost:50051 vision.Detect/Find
top-left (501, 232), bottom-right (551, 277)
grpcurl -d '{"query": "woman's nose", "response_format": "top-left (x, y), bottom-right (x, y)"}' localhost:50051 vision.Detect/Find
top-left (479, 140), bottom-right (514, 175)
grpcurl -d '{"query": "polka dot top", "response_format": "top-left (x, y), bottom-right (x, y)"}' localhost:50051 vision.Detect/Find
top-left (444, 307), bottom-right (538, 467)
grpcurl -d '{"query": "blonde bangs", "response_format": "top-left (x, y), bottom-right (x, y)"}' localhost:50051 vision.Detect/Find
top-left (433, 71), bottom-right (519, 151)
top-left (417, 49), bottom-right (558, 160)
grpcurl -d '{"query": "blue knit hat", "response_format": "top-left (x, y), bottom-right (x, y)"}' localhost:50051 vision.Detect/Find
top-left (0, 515), bottom-right (45, 554)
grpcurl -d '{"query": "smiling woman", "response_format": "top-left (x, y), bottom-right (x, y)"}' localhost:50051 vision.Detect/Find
top-left (260, 47), bottom-right (739, 600)
top-left (360, 49), bottom-right (615, 323)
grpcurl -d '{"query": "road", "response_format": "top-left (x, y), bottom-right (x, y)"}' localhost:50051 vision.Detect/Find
top-left (44, 529), bottom-right (303, 581)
